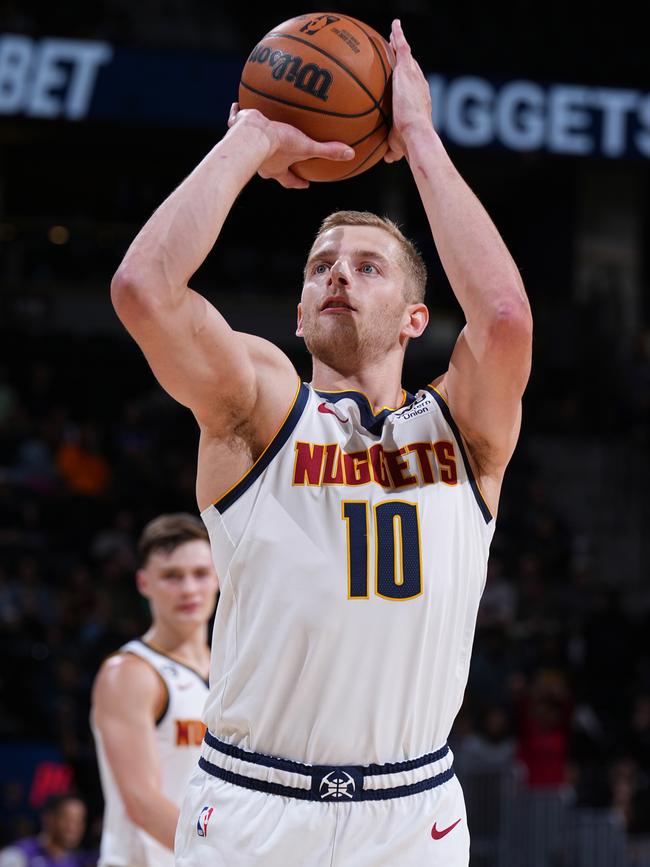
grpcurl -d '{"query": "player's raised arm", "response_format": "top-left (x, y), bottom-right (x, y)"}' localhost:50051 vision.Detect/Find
top-left (386, 21), bottom-right (533, 507)
top-left (91, 654), bottom-right (179, 850)
top-left (111, 106), bottom-right (354, 434)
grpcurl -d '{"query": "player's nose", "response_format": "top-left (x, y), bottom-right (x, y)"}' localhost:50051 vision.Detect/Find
top-left (180, 574), bottom-right (202, 593)
top-left (329, 259), bottom-right (351, 286)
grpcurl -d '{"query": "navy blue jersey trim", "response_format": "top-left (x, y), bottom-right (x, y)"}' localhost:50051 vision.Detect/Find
top-left (425, 387), bottom-right (493, 523)
top-left (119, 648), bottom-right (171, 726)
top-left (198, 756), bottom-right (455, 802)
top-left (203, 730), bottom-right (449, 777)
top-left (154, 684), bottom-right (169, 727)
top-left (213, 380), bottom-right (309, 514)
top-left (314, 388), bottom-right (416, 436)
top-left (136, 639), bottom-right (209, 688)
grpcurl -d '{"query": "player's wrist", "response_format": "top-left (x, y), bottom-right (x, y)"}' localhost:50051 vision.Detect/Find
top-left (226, 110), bottom-right (278, 160)
top-left (401, 123), bottom-right (442, 160)
top-left (399, 120), bottom-right (438, 151)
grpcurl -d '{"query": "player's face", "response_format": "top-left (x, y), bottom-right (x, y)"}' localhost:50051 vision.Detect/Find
top-left (137, 540), bottom-right (219, 630)
top-left (46, 799), bottom-right (86, 850)
top-left (297, 226), bottom-right (416, 368)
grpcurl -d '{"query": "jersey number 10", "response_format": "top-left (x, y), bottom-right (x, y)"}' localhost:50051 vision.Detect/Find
top-left (342, 501), bottom-right (422, 600)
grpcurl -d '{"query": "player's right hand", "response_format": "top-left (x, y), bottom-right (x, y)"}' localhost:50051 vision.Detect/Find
top-left (384, 20), bottom-right (434, 164)
top-left (227, 103), bottom-right (354, 189)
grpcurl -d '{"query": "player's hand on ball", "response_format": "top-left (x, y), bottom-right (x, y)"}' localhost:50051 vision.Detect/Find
top-left (384, 20), bottom-right (433, 164)
top-left (227, 103), bottom-right (355, 189)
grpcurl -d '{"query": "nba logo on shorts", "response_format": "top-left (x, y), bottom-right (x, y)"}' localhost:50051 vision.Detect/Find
top-left (196, 806), bottom-right (214, 837)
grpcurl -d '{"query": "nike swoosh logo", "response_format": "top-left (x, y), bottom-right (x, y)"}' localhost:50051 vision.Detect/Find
top-left (317, 402), bottom-right (349, 423)
top-left (431, 818), bottom-right (461, 840)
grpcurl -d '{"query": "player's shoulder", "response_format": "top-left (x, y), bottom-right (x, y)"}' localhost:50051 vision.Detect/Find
top-left (93, 647), bottom-right (162, 698)
top-left (426, 373), bottom-right (448, 401)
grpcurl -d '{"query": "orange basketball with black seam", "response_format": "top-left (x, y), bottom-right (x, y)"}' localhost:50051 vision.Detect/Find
top-left (238, 13), bottom-right (394, 182)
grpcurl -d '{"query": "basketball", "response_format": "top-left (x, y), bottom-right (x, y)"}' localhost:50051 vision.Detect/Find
top-left (238, 13), bottom-right (394, 182)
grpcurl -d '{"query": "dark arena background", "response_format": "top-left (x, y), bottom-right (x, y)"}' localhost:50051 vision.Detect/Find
top-left (1, 2), bottom-right (649, 866)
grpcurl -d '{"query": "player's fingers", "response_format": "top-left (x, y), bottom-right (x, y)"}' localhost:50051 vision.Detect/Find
top-left (311, 142), bottom-right (355, 161)
top-left (227, 102), bottom-right (239, 127)
top-left (384, 147), bottom-right (403, 164)
top-left (391, 19), bottom-right (411, 55)
top-left (257, 167), bottom-right (309, 189)
top-left (280, 169), bottom-right (310, 190)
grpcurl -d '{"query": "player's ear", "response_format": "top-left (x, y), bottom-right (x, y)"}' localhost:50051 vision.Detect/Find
top-left (136, 568), bottom-right (151, 599)
top-left (296, 302), bottom-right (303, 337)
top-left (403, 303), bottom-right (429, 340)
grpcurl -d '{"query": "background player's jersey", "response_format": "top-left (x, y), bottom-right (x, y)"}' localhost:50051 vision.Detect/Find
top-left (93, 640), bottom-right (208, 867)
top-left (202, 381), bottom-right (495, 766)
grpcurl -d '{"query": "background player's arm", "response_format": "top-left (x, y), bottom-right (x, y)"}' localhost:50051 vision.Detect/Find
top-left (111, 109), bottom-right (354, 436)
top-left (91, 655), bottom-right (179, 850)
top-left (387, 22), bottom-right (533, 492)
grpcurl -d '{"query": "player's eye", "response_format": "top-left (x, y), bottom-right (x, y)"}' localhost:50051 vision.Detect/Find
top-left (314, 263), bottom-right (329, 274)
top-left (360, 263), bottom-right (377, 274)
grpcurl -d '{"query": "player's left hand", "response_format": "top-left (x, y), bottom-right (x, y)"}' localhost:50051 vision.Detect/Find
top-left (384, 20), bottom-right (434, 164)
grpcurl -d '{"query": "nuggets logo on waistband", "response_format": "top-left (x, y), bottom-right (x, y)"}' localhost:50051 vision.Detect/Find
top-left (292, 441), bottom-right (457, 489)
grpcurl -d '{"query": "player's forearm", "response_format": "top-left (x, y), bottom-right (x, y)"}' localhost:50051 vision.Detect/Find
top-left (112, 120), bottom-right (272, 305)
top-left (125, 789), bottom-right (179, 850)
top-left (406, 126), bottom-right (531, 329)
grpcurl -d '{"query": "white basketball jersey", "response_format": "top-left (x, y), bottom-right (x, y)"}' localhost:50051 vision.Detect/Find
top-left (201, 381), bottom-right (495, 767)
top-left (93, 640), bottom-right (208, 867)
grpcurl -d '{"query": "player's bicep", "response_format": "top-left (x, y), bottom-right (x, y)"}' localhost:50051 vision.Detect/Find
top-left (111, 278), bottom-right (260, 429)
top-left (92, 658), bottom-right (164, 800)
top-left (443, 314), bottom-right (532, 471)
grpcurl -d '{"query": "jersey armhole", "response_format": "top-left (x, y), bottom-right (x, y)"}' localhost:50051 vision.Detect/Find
top-left (425, 385), bottom-right (494, 524)
top-left (121, 651), bottom-right (170, 727)
top-left (209, 378), bottom-right (310, 514)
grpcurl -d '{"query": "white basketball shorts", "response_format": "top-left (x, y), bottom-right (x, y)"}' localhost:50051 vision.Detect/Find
top-left (174, 732), bottom-right (469, 866)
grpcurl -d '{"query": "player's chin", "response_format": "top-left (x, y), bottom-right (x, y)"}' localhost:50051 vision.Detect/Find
top-left (174, 604), bottom-right (205, 620)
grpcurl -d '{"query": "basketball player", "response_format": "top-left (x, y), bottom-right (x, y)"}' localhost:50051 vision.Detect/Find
top-left (0, 795), bottom-right (87, 867)
top-left (109, 19), bottom-right (532, 867)
top-left (91, 514), bottom-right (218, 867)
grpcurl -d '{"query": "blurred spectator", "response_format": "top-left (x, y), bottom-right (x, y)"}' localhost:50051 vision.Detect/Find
top-left (55, 425), bottom-right (111, 498)
top-left (455, 705), bottom-right (517, 779)
top-left (90, 510), bottom-right (136, 571)
top-left (10, 438), bottom-right (59, 497)
top-left (515, 670), bottom-right (574, 789)
top-left (476, 556), bottom-right (517, 629)
top-left (0, 795), bottom-right (89, 867)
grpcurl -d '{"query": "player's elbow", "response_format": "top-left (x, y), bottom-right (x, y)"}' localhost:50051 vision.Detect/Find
top-left (111, 265), bottom-right (142, 311)
top-left (488, 296), bottom-right (533, 348)
top-left (110, 265), bottom-right (158, 322)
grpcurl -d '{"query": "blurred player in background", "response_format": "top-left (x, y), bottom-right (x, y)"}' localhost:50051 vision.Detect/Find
top-left (0, 795), bottom-right (87, 867)
top-left (91, 514), bottom-right (218, 867)
top-left (109, 18), bottom-right (532, 867)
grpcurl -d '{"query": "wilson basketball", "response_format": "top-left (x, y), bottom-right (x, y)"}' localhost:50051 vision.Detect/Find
top-left (238, 13), bottom-right (394, 182)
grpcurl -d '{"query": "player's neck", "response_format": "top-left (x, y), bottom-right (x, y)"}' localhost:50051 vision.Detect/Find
top-left (40, 834), bottom-right (65, 860)
top-left (310, 356), bottom-right (405, 412)
top-left (143, 623), bottom-right (209, 674)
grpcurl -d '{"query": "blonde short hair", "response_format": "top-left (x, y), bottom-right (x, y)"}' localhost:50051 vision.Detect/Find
top-left (308, 210), bottom-right (427, 303)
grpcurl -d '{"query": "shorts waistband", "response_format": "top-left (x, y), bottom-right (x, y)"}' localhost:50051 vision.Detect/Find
top-left (198, 730), bottom-right (455, 802)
